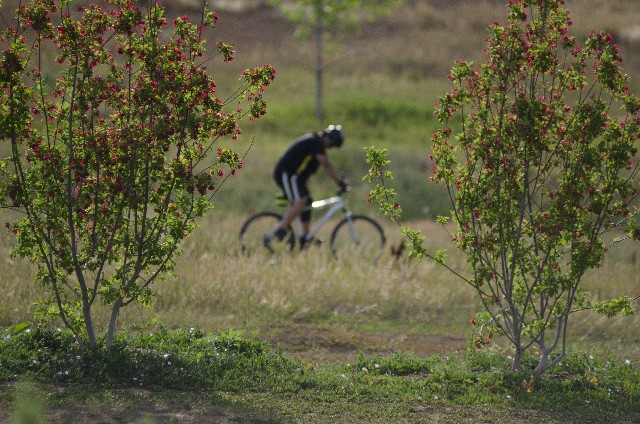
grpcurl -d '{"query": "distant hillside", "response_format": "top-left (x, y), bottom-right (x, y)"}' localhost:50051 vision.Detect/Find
top-left (210, 0), bottom-right (640, 85)
top-left (1, 1), bottom-right (638, 82)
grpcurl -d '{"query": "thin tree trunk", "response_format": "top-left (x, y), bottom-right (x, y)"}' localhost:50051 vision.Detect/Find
top-left (106, 298), bottom-right (123, 348)
top-left (83, 298), bottom-right (98, 346)
top-left (512, 344), bottom-right (523, 372)
top-left (315, 9), bottom-right (324, 123)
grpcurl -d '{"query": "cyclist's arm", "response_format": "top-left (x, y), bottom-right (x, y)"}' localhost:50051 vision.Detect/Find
top-left (317, 153), bottom-right (349, 188)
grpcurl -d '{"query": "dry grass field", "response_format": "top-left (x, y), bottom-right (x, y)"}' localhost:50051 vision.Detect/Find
top-left (2, 212), bottom-right (640, 363)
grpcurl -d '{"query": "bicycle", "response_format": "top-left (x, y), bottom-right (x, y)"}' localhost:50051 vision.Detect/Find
top-left (239, 189), bottom-right (386, 262)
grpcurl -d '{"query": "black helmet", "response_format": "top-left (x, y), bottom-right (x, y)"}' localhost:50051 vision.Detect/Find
top-left (324, 124), bottom-right (344, 147)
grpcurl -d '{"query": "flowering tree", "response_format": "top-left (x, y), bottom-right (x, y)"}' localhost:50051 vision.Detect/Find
top-left (367, 0), bottom-right (640, 375)
top-left (0, 0), bottom-right (275, 347)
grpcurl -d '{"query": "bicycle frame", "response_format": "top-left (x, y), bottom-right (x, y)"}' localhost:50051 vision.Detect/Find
top-left (292, 195), bottom-right (351, 242)
top-left (238, 190), bottom-right (384, 258)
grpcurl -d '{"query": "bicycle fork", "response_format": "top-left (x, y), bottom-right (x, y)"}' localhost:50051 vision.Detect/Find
top-left (343, 214), bottom-right (362, 245)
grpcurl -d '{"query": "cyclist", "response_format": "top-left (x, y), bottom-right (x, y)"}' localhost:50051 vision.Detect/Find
top-left (264, 125), bottom-right (350, 249)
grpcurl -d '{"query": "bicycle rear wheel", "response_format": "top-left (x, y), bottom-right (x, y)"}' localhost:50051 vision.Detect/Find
top-left (330, 215), bottom-right (386, 262)
top-left (239, 212), bottom-right (295, 256)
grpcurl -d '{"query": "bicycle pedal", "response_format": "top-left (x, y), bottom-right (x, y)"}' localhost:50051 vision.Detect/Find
top-left (314, 237), bottom-right (325, 246)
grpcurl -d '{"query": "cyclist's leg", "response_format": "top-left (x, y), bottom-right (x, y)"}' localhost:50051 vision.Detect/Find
top-left (291, 179), bottom-right (313, 247)
top-left (263, 171), bottom-right (290, 242)
top-left (265, 173), bottom-right (308, 241)
top-left (280, 174), bottom-right (310, 233)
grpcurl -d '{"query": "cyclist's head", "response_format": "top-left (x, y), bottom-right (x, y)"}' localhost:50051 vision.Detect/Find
top-left (323, 124), bottom-right (344, 147)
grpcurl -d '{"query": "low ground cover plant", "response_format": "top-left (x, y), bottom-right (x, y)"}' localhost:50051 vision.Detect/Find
top-left (0, 323), bottom-right (295, 391)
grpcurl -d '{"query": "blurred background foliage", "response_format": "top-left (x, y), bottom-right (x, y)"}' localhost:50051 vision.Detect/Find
top-left (2, 0), bottom-right (639, 220)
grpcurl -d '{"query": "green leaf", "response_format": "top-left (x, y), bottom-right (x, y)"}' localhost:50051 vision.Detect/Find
top-left (9, 322), bottom-right (32, 335)
top-left (594, 297), bottom-right (635, 318)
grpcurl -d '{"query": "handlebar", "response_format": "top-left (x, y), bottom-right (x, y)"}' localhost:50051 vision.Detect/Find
top-left (338, 175), bottom-right (351, 194)
top-left (337, 185), bottom-right (351, 195)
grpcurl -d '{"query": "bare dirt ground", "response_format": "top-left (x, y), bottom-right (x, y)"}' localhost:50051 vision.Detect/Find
top-left (2, 396), bottom-right (278, 424)
top-left (266, 322), bottom-right (467, 363)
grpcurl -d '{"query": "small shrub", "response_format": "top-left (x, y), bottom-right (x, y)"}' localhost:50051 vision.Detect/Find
top-left (347, 351), bottom-right (432, 376)
top-left (463, 348), bottom-right (513, 372)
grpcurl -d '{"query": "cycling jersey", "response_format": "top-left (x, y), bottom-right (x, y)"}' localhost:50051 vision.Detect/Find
top-left (273, 133), bottom-right (326, 182)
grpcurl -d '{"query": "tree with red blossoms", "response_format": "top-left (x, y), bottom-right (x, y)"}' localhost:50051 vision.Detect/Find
top-left (366, 0), bottom-right (640, 375)
top-left (0, 0), bottom-right (275, 347)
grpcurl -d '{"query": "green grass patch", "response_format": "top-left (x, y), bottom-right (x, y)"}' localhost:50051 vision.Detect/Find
top-left (0, 324), bottom-right (295, 391)
top-left (1, 325), bottom-right (639, 423)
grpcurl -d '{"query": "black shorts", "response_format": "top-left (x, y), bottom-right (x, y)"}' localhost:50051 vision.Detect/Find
top-left (274, 171), bottom-right (312, 220)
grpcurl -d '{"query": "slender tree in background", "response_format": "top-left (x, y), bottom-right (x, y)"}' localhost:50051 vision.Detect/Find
top-left (270, 0), bottom-right (403, 123)
top-left (0, 0), bottom-right (275, 347)
top-left (366, 0), bottom-right (640, 375)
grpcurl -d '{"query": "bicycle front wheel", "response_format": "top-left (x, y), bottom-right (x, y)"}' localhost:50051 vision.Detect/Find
top-left (239, 212), bottom-right (294, 256)
top-left (330, 215), bottom-right (386, 262)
